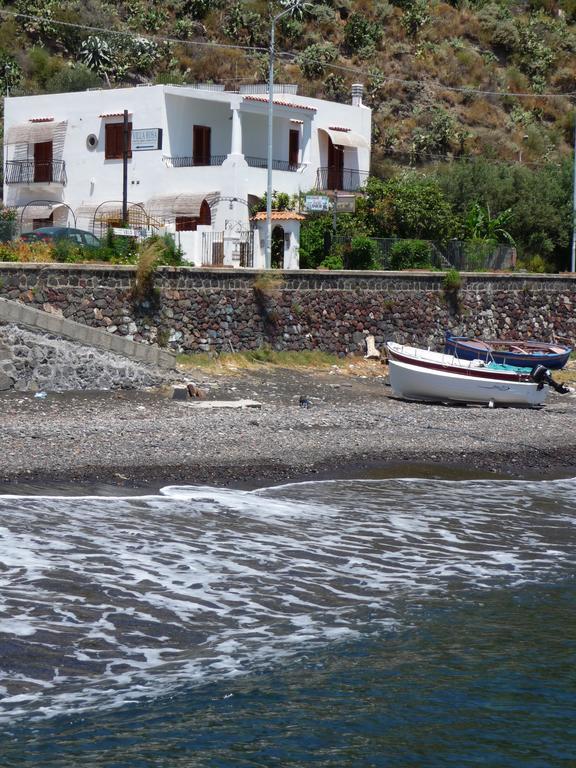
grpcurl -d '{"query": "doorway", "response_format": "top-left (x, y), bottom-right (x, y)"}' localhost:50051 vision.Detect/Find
top-left (271, 226), bottom-right (284, 269)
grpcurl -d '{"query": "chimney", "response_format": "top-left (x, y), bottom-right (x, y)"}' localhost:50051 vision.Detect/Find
top-left (351, 83), bottom-right (363, 107)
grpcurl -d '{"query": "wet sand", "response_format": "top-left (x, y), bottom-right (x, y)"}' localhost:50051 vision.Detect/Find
top-left (1, 363), bottom-right (576, 494)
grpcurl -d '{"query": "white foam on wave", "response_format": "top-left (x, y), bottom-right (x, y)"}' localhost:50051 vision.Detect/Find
top-left (0, 476), bottom-right (573, 723)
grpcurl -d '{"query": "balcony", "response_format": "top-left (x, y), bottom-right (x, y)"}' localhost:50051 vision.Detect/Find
top-left (5, 160), bottom-right (66, 185)
top-left (164, 155), bottom-right (226, 168)
top-left (315, 167), bottom-right (369, 193)
top-left (245, 156), bottom-right (302, 172)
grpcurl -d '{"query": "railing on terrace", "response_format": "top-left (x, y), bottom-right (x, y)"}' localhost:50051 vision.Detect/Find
top-left (164, 155), bottom-right (227, 168)
top-left (5, 160), bottom-right (67, 185)
top-left (245, 156), bottom-right (302, 172)
top-left (315, 167), bottom-right (368, 192)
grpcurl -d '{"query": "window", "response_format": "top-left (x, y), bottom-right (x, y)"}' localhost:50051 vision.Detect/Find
top-left (32, 213), bottom-right (53, 230)
top-left (193, 125), bottom-right (211, 165)
top-left (176, 216), bottom-right (198, 232)
top-left (176, 201), bottom-right (211, 231)
top-left (105, 122), bottom-right (132, 160)
top-left (289, 129), bottom-right (299, 168)
top-left (83, 232), bottom-right (100, 247)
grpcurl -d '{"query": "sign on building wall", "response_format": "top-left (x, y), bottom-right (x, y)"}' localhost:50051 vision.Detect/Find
top-left (131, 128), bottom-right (163, 151)
top-left (305, 195), bottom-right (330, 212)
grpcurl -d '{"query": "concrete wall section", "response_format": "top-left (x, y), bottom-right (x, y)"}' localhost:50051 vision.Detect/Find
top-left (0, 264), bottom-right (574, 356)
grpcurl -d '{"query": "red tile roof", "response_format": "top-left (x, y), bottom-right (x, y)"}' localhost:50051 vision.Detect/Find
top-left (243, 96), bottom-right (316, 111)
top-left (252, 211), bottom-right (306, 221)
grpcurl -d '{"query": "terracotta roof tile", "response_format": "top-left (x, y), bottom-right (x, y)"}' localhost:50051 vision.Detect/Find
top-left (243, 95), bottom-right (316, 111)
top-left (252, 211), bottom-right (306, 221)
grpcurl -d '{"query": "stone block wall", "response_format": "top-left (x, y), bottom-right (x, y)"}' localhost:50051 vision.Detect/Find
top-left (0, 264), bottom-right (574, 355)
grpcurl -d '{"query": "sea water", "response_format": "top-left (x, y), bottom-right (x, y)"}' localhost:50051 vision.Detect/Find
top-left (0, 477), bottom-right (574, 766)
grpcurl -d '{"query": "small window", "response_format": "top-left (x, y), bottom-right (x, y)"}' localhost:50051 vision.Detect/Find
top-left (105, 122), bottom-right (133, 160)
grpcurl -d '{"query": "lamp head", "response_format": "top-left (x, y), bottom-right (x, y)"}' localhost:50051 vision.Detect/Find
top-left (277, 0), bottom-right (311, 20)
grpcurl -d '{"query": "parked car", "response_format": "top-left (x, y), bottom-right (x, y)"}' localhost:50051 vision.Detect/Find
top-left (20, 227), bottom-right (101, 248)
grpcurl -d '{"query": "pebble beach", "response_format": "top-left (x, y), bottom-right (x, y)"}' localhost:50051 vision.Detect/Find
top-left (2, 361), bottom-right (576, 492)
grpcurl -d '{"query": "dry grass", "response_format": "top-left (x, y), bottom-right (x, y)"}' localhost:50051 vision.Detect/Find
top-left (0, 242), bottom-right (55, 263)
top-left (176, 349), bottom-right (385, 378)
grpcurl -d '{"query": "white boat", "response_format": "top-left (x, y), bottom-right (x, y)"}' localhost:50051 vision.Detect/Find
top-left (385, 342), bottom-right (554, 406)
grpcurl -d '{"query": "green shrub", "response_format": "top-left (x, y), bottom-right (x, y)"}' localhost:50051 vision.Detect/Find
top-left (45, 63), bottom-right (103, 93)
top-left (389, 239), bottom-right (433, 270)
top-left (345, 235), bottom-right (379, 269)
top-left (145, 233), bottom-right (184, 266)
top-left (320, 250), bottom-right (344, 270)
top-left (343, 13), bottom-right (382, 57)
top-left (517, 254), bottom-right (554, 273)
top-left (298, 43), bottom-right (338, 79)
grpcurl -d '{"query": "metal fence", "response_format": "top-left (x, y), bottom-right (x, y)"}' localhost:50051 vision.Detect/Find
top-left (338, 237), bottom-right (515, 271)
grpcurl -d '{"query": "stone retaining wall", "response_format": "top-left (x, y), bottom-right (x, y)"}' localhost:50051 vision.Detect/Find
top-left (0, 264), bottom-right (574, 355)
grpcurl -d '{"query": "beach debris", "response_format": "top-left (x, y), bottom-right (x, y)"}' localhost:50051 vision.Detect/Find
top-left (187, 383), bottom-right (207, 399)
top-left (34, 391), bottom-right (47, 399)
top-left (364, 335), bottom-right (381, 360)
top-left (299, 395), bottom-right (312, 408)
top-left (187, 399), bottom-right (261, 410)
top-left (172, 386), bottom-right (189, 401)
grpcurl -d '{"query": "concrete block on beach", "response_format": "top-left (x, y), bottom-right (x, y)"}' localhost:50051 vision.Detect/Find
top-left (185, 399), bottom-right (262, 410)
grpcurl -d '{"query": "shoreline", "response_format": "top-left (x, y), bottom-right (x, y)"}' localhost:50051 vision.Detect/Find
top-left (2, 365), bottom-right (576, 496)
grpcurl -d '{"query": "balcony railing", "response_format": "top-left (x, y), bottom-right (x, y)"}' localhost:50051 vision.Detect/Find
top-left (164, 155), bottom-right (227, 168)
top-left (5, 160), bottom-right (66, 185)
top-left (315, 167), bottom-right (369, 192)
top-left (245, 156), bottom-right (302, 172)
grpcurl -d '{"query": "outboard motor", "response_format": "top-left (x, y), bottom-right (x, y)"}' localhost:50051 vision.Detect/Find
top-left (530, 364), bottom-right (571, 394)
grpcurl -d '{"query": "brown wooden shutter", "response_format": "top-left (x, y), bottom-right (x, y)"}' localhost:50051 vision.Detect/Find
top-left (105, 123), bottom-right (132, 159)
top-left (193, 125), bottom-right (211, 165)
top-left (289, 129), bottom-right (299, 167)
top-left (34, 141), bottom-right (53, 182)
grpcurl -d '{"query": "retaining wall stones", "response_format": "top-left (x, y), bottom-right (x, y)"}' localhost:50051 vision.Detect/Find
top-left (0, 264), bottom-right (575, 356)
top-left (0, 324), bottom-right (169, 392)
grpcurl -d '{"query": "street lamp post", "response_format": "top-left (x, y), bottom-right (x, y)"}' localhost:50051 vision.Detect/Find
top-left (266, 0), bottom-right (304, 269)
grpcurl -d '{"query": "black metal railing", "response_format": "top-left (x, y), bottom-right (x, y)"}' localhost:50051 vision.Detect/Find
top-left (5, 160), bottom-right (67, 185)
top-left (315, 167), bottom-right (368, 192)
top-left (245, 156), bottom-right (302, 172)
top-left (164, 155), bottom-right (227, 168)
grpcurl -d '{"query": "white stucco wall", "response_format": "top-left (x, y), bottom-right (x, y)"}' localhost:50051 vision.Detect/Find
top-left (3, 84), bottom-right (371, 266)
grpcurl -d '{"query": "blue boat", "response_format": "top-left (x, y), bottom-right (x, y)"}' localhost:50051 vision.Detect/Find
top-left (444, 331), bottom-right (572, 370)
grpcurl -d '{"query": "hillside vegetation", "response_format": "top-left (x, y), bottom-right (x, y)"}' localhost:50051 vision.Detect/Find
top-left (0, 0), bottom-right (575, 269)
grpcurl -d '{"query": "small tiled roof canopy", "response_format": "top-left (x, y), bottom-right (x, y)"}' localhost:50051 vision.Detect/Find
top-left (251, 211), bottom-right (306, 221)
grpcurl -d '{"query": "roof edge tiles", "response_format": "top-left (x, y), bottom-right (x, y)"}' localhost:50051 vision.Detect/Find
top-left (243, 96), bottom-right (316, 111)
top-left (252, 211), bottom-right (306, 221)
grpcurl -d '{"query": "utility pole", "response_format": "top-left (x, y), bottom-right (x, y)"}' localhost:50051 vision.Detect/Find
top-left (122, 109), bottom-right (129, 226)
top-left (571, 110), bottom-right (576, 272)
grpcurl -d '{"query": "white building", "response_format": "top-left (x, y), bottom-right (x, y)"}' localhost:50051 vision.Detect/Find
top-left (3, 83), bottom-right (371, 268)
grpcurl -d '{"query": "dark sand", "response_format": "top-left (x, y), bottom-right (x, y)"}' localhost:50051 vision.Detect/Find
top-left (1, 364), bottom-right (576, 494)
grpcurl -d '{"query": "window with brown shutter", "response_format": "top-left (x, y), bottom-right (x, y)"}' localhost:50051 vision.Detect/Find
top-left (105, 122), bottom-right (132, 160)
top-left (289, 129), bottom-right (299, 168)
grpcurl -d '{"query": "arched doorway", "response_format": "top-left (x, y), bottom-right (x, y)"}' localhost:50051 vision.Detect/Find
top-left (271, 226), bottom-right (285, 269)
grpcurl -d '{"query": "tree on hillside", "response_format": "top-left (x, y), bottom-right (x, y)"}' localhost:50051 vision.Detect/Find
top-left (357, 173), bottom-right (458, 241)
